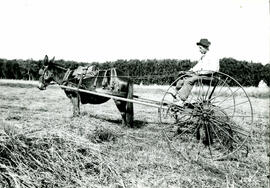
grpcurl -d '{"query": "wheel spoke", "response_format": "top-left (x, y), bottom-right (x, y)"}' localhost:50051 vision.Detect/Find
top-left (205, 121), bottom-right (213, 159)
top-left (194, 128), bottom-right (203, 160)
top-left (210, 96), bottom-right (235, 105)
top-left (163, 92), bottom-right (199, 117)
top-left (161, 123), bottom-right (178, 130)
top-left (209, 122), bottom-right (229, 152)
top-left (198, 76), bottom-right (205, 103)
top-left (210, 118), bottom-right (242, 145)
top-left (187, 86), bottom-right (195, 103)
top-left (214, 87), bottom-right (241, 107)
top-left (176, 114), bottom-right (189, 121)
top-left (210, 114), bottom-right (252, 118)
top-left (204, 73), bottom-right (214, 102)
top-left (191, 77), bottom-right (203, 104)
top-left (210, 117), bottom-right (249, 136)
top-left (188, 92), bottom-right (199, 108)
top-left (188, 83), bottom-right (204, 112)
top-left (209, 77), bottom-right (230, 103)
top-left (211, 100), bottom-right (250, 113)
top-left (183, 82), bottom-right (204, 111)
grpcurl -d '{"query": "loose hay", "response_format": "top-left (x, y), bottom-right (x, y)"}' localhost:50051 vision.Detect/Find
top-left (90, 126), bottom-right (120, 143)
top-left (0, 122), bottom-right (122, 187)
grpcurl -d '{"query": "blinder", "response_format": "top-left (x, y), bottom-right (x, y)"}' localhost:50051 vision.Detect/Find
top-left (43, 69), bottom-right (53, 80)
top-left (39, 66), bottom-right (53, 81)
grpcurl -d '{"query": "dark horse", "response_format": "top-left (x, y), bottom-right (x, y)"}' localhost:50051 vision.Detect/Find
top-left (37, 55), bottom-right (134, 127)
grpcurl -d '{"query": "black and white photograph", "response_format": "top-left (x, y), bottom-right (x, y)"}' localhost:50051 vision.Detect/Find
top-left (0, 0), bottom-right (269, 187)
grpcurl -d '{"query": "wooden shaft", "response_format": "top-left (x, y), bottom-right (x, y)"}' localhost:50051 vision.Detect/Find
top-left (133, 96), bottom-right (162, 105)
top-left (60, 85), bottom-right (167, 109)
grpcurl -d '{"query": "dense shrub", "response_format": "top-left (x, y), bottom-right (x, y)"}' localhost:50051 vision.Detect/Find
top-left (0, 57), bottom-right (269, 86)
top-left (219, 58), bottom-right (265, 86)
top-left (262, 64), bottom-right (270, 86)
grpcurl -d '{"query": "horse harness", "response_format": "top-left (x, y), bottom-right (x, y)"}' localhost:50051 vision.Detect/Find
top-left (61, 66), bottom-right (118, 91)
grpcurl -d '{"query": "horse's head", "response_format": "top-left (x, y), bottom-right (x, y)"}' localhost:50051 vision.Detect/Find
top-left (37, 55), bottom-right (55, 90)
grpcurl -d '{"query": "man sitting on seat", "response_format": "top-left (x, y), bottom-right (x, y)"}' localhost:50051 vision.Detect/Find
top-left (176, 38), bottom-right (220, 102)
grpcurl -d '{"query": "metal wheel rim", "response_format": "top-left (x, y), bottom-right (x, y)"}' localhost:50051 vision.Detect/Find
top-left (159, 71), bottom-right (253, 161)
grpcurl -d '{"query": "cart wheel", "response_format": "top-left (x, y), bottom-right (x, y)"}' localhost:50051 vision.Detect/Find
top-left (159, 71), bottom-right (253, 161)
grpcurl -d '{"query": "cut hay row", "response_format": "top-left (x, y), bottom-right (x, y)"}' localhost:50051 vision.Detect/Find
top-left (0, 122), bottom-right (123, 187)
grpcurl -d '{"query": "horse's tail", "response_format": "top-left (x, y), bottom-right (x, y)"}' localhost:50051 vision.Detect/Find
top-left (126, 80), bottom-right (134, 128)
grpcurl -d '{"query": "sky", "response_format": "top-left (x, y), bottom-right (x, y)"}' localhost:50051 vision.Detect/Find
top-left (0, 0), bottom-right (269, 64)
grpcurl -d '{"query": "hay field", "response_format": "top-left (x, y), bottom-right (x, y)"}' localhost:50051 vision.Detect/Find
top-left (0, 80), bottom-right (269, 187)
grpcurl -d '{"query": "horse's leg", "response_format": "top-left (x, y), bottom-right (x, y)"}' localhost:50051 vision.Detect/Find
top-left (114, 100), bottom-right (127, 127)
top-left (70, 93), bottom-right (80, 117)
top-left (125, 82), bottom-right (134, 127)
top-left (114, 82), bottom-right (134, 128)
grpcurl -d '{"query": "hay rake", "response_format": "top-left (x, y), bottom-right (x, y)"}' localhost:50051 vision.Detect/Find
top-left (159, 71), bottom-right (253, 161)
top-left (59, 71), bottom-right (253, 161)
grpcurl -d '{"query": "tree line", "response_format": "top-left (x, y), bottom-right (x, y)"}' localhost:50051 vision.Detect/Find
top-left (0, 57), bottom-right (269, 86)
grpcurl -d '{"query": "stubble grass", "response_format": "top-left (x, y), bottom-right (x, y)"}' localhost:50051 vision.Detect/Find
top-left (0, 80), bottom-right (269, 187)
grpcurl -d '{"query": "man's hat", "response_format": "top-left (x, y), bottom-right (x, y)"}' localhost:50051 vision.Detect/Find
top-left (196, 38), bottom-right (211, 49)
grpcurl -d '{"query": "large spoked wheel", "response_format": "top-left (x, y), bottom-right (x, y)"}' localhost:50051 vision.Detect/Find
top-left (159, 71), bottom-right (253, 161)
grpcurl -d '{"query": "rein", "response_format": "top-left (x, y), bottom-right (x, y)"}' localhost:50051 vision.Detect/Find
top-left (54, 64), bottom-right (68, 71)
top-left (53, 63), bottom-right (179, 79)
top-left (44, 62), bottom-right (179, 87)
